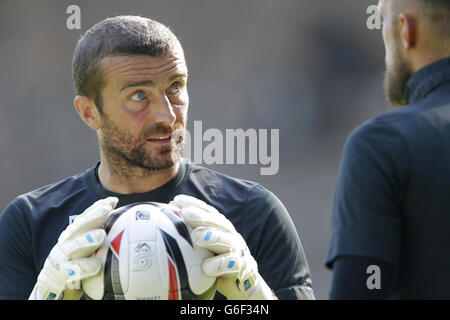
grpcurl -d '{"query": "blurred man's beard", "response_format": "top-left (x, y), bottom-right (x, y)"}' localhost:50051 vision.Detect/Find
top-left (99, 117), bottom-right (185, 175)
top-left (383, 41), bottom-right (414, 106)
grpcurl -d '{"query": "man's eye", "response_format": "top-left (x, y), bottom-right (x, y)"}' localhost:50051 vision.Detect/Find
top-left (169, 82), bottom-right (181, 94)
top-left (131, 91), bottom-right (146, 102)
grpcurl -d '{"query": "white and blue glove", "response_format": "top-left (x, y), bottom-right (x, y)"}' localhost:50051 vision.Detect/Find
top-left (29, 197), bottom-right (118, 300)
top-left (171, 195), bottom-right (276, 300)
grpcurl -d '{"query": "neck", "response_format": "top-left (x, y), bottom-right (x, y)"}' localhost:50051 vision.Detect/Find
top-left (410, 44), bottom-right (450, 73)
top-left (97, 154), bottom-right (180, 194)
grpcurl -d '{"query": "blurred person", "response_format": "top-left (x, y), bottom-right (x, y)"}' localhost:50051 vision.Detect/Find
top-left (0, 16), bottom-right (314, 300)
top-left (326, 0), bottom-right (450, 299)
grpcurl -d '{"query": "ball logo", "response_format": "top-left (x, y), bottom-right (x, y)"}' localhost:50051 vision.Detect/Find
top-left (135, 210), bottom-right (151, 221)
top-left (132, 242), bottom-right (153, 272)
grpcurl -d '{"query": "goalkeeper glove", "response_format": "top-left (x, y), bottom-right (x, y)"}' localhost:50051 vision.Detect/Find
top-left (171, 194), bottom-right (276, 300)
top-left (29, 197), bottom-right (118, 300)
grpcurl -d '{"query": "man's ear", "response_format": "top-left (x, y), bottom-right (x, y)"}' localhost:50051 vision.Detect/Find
top-left (398, 13), bottom-right (417, 50)
top-left (74, 95), bottom-right (101, 131)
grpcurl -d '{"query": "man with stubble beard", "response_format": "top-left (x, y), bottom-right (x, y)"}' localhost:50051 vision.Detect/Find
top-left (326, 0), bottom-right (450, 299)
top-left (0, 16), bottom-right (314, 300)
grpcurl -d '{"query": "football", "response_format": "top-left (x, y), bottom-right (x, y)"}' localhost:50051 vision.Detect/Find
top-left (81, 201), bottom-right (217, 300)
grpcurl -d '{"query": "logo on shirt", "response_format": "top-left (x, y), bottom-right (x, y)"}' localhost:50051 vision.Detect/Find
top-left (69, 215), bottom-right (78, 225)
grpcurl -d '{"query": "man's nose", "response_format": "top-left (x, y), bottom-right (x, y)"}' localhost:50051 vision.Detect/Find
top-left (150, 94), bottom-right (176, 125)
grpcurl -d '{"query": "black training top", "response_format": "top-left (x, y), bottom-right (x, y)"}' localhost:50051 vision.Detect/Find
top-left (326, 57), bottom-right (450, 299)
top-left (0, 158), bottom-right (314, 300)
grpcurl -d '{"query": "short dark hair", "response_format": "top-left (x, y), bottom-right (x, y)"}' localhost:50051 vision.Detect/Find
top-left (72, 16), bottom-right (182, 112)
top-left (391, 0), bottom-right (450, 46)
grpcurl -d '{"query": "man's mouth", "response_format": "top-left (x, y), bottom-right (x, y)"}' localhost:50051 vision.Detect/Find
top-left (146, 135), bottom-right (172, 144)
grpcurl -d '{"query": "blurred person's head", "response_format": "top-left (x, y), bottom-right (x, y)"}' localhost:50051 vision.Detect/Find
top-left (72, 16), bottom-right (188, 177)
top-left (378, 0), bottom-right (450, 106)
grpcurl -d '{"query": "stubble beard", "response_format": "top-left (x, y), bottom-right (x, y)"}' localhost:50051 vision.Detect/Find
top-left (99, 117), bottom-right (185, 179)
top-left (383, 35), bottom-right (414, 107)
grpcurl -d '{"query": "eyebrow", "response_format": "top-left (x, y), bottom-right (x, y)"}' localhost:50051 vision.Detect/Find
top-left (120, 80), bottom-right (155, 91)
top-left (119, 73), bottom-right (188, 92)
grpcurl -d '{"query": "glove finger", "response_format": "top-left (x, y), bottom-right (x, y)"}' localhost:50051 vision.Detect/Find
top-left (74, 197), bottom-right (118, 228)
top-left (203, 253), bottom-right (259, 299)
top-left (191, 227), bottom-right (234, 254)
top-left (181, 206), bottom-right (235, 232)
top-left (64, 257), bottom-right (102, 290)
top-left (167, 200), bottom-right (180, 210)
top-left (173, 195), bottom-right (237, 232)
top-left (202, 252), bottom-right (241, 277)
top-left (181, 206), bottom-right (222, 228)
top-left (173, 194), bottom-right (217, 213)
top-left (61, 197), bottom-right (118, 240)
top-left (61, 229), bottom-right (107, 260)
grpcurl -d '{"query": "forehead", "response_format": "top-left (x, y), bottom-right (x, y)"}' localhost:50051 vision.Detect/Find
top-left (100, 49), bottom-right (188, 87)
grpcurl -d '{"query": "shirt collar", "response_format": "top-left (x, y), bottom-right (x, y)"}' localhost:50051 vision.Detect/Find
top-left (405, 57), bottom-right (450, 105)
top-left (88, 158), bottom-right (188, 204)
